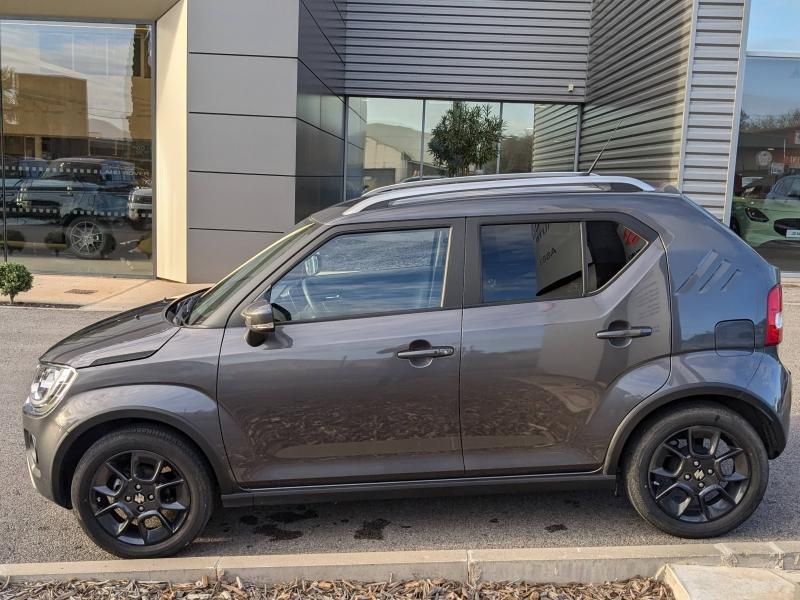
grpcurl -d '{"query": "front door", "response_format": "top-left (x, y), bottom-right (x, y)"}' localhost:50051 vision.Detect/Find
top-left (217, 220), bottom-right (465, 488)
top-left (460, 214), bottom-right (672, 475)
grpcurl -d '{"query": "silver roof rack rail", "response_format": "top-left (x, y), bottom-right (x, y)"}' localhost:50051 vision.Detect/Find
top-left (344, 172), bottom-right (655, 215)
top-left (359, 171), bottom-right (590, 199)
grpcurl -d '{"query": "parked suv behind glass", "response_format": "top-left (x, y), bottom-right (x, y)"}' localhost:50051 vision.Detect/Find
top-left (15, 157), bottom-right (137, 259)
top-left (22, 173), bottom-right (791, 558)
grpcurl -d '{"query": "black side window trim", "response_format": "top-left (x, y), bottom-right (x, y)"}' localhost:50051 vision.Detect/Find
top-left (464, 212), bottom-right (655, 308)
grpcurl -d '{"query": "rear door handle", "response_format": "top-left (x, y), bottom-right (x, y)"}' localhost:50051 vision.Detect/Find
top-left (396, 346), bottom-right (454, 360)
top-left (596, 326), bottom-right (653, 339)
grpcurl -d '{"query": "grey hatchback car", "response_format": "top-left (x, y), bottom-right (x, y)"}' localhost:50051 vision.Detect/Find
top-left (23, 173), bottom-right (791, 558)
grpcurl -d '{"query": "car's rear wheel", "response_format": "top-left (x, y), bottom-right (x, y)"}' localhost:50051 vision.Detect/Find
top-left (71, 425), bottom-right (214, 558)
top-left (730, 218), bottom-right (741, 237)
top-left (624, 403), bottom-right (768, 538)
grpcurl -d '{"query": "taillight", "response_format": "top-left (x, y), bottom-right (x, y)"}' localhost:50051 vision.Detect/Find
top-left (766, 284), bottom-right (783, 346)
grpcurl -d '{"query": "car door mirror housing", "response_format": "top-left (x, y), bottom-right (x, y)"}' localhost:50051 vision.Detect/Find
top-left (242, 300), bottom-right (275, 334)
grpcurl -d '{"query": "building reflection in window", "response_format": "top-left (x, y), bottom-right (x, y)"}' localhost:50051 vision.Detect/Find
top-left (0, 21), bottom-right (153, 276)
top-left (347, 97), bottom-right (579, 198)
top-left (732, 56), bottom-right (800, 271)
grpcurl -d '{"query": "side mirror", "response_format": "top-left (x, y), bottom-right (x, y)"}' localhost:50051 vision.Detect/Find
top-left (242, 300), bottom-right (275, 334)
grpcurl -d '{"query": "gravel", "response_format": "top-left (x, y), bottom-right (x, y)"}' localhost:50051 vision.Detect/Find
top-left (0, 576), bottom-right (673, 600)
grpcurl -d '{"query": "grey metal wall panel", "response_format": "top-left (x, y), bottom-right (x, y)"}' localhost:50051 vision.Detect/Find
top-left (299, 0), bottom-right (346, 93)
top-left (187, 172), bottom-right (296, 233)
top-left (188, 54), bottom-right (298, 117)
top-left (188, 113), bottom-right (297, 176)
top-left (296, 119), bottom-right (345, 177)
top-left (187, 0), bottom-right (299, 56)
top-left (532, 104), bottom-right (579, 172)
top-left (678, 0), bottom-right (747, 219)
top-left (187, 229), bottom-right (283, 283)
top-left (184, 0), bottom-right (304, 281)
top-left (578, 0), bottom-right (693, 185)
top-left (297, 0), bottom-right (346, 219)
top-left (341, 0), bottom-right (590, 102)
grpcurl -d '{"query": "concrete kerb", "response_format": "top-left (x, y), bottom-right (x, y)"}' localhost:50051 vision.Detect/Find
top-left (1, 542), bottom-right (799, 586)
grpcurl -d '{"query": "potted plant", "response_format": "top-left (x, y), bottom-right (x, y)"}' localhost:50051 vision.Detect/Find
top-left (0, 262), bottom-right (33, 304)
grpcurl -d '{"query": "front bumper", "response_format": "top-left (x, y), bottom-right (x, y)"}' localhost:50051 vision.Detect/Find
top-left (22, 405), bottom-right (68, 507)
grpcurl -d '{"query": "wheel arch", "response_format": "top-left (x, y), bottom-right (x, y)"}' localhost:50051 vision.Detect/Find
top-left (603, 389), bottom-right (785, 476)
top-left (52, 411), bottom-right (237, 509)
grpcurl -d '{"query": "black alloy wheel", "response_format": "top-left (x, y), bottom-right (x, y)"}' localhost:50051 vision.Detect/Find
top-left (72, 425), bottom-right (213, 558)
top-left (90, 450), bottom-right (190, 546)
top-left (625, 403), bottom-right (768, 538)
top-left (648, 426), bottom-right (750, 523)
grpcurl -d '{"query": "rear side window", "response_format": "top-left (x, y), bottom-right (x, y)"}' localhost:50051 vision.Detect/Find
top-left (480, 222), bottom-right (583, 302)
top-left (584, 220), bottom-right (646, 292)
top-left (271, 228), bottom-right (450, 322)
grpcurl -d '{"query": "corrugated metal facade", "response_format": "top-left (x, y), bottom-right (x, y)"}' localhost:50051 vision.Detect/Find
top-left (678, 0), bottom-right (747, 218)
top-left (532, 104), bottom-right (580, 172)
top-left (339, 0), bottom-right (591, 102)
top-left (577, 0), bottom-right (693, 185)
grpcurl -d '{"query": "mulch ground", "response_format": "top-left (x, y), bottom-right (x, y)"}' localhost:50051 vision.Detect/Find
top-left (0, 576), bottom-right (673, 600)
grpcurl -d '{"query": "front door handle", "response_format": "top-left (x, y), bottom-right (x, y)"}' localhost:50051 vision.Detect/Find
top-left (596, 326), bottom-right (653, 340)
top-left (396, 346), bottom-right (454, 360)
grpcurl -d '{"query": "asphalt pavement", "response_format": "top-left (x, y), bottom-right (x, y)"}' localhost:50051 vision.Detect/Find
top-left (1, 293), bottom-right (799, 564)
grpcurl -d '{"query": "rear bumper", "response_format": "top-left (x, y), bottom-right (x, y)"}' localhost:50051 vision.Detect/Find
top-left (748, 350), bottom-right (792, 458)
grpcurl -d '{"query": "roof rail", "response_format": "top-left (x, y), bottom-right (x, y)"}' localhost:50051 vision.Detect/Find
top-left (359, 171), bottom-right (589, 199)
top-left (344, 173), bottom-right (655, 215)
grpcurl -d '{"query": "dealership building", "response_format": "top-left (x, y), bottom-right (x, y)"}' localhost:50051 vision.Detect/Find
top-left (0, 0), bottom-right (797, 281)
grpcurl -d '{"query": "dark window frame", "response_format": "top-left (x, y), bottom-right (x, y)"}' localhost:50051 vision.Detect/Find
top-left (463, 212), bottom-right (656, 308)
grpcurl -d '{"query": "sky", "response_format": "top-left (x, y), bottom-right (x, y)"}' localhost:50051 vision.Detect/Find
top-left (748, 0), bottom-right (800, 53)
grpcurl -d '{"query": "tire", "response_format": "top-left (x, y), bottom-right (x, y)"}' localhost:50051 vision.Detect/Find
top-left (66, 217), bottom-right (112, 259)
top-left (624, 402), bottom-right (768, 539)
top-left (71, 425), bottom-right (214, 558)
top-left (730, 218), bottom-right (741, 237)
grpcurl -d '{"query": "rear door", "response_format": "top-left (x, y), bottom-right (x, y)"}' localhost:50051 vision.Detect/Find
top-left (459, 213), bottom-right (671, 475)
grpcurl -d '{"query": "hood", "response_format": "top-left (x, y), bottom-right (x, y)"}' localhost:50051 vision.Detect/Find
top-left (40, 299), bottom-right (179, 368)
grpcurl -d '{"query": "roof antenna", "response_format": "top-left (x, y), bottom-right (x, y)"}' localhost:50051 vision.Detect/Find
top-left (588, 119), bottom-right (623, 173)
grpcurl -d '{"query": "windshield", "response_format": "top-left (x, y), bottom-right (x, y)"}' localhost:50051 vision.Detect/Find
top-left (185, 220), bottom-right (322, 326)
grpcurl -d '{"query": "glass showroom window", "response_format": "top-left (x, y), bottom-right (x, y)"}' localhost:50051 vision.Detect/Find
top-left (346, 97), bottom-right (579, 197)
top-left (0, 21), bottom-right (154, 276)
top-left (346, 98), bottom-right (423, 196)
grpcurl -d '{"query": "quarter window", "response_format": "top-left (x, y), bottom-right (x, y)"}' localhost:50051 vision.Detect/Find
top-left (584, 220), bottom-right (646, 292)
top-left (271, 228), bottom-right (450, 322)
top-left (480, 222), bottom-right (583, 303)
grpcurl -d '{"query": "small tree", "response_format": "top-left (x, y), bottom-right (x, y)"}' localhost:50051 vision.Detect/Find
top-left (428, 101), bottom-right (505, 177)
top-left (0, 262), bottom-right (33, 304)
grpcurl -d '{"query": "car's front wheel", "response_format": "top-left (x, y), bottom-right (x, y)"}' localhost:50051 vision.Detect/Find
top-left (71, 425), bottom-right (214, 558)
top-left (624, 403), bottom-right (768, 538)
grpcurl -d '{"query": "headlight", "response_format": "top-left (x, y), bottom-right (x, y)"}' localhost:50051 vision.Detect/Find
top-left (25, 364), bottom-right (76, 416)
top-left (745, 207), bottom-right (769, 222)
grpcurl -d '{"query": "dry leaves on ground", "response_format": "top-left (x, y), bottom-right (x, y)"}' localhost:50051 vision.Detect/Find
top-left (0, 575), bottom-right (673, 600)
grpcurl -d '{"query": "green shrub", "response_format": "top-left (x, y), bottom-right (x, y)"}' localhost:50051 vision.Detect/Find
top-left (0, 262), bottom-right (33, 304)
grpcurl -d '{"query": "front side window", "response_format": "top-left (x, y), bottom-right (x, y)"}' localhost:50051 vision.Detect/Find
top-left (187, 220), bottom-right (322, 326)
top-left (480, 222), bottom-right (583, 303)
top-left (271, 228), bottom-right (450, 322)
